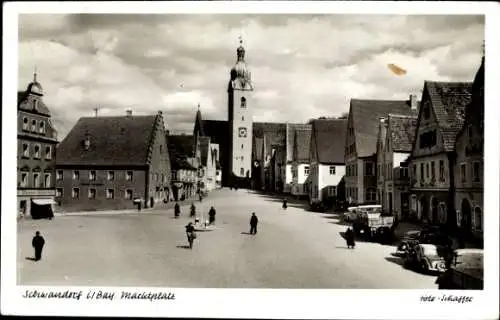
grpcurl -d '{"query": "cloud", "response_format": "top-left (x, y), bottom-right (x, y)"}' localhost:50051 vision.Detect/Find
top-left (18, 14), bottom-right (484, 139)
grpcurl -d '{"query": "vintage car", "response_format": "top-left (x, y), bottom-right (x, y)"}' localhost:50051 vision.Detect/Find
top-left (395, 228), bottom-right (453, 256)
top-left (404, 243), bottom-right (447, 274)
top-left (436, 249), bottom-right (484, 290)
top-left (352, 205), bottom-right (394, 241)
top-left (395, 231), bottom-right (421, 256)
top-left (343, 207), bottom-right (358, 222)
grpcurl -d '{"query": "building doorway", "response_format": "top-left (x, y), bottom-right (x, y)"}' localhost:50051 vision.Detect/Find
top-left (461, 198), bottom-right (472, 233)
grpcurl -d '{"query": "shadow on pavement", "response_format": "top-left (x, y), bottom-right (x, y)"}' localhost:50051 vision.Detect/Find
top-left (240, 232), bottom-right (252, 235)
top-left (176, 245), bottom-right (191, 249)
top-left (385, 256), bottom-right (406, 268)
top-left (25, 257), bottom-right (37, 261)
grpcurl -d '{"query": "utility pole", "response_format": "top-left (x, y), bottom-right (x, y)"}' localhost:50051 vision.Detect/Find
top-left (93, 107), bottom-right (99, 117)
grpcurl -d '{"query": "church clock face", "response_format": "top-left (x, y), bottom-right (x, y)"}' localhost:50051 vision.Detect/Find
top-left (238, 127), bottom-right (247, 138)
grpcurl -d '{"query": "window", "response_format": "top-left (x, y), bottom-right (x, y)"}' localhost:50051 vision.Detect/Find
top-left (44, 173), bottom-right (51, 188)
top-left (107, 171), bottom-right (115, 181)
top-left (45, 146), bottom-right (52, 160)
top-left (72, 188), bottom-right (80, 199)
top-left (329, 166), bottom-right (336, 175)
top-left (22, 143), bottom-right (29, 157)
top-left (420, 163), bottom-right (424, 180)
top-left (419, 130), bottom-right (437, 149)
top-left (56, 188), bottom-right (63, 197)
top-left (366, 188), bottom-right (377, 202)
top-left (125, 189), bottom-right (133, 200)
top-left (89, 170), bottom-right (96, 181)
top-left (401, 167), bottom-right (409, 178)
top-left (426, 163), bottom-right (430, 178)
top-left (34, 145), bottom-right (41, 158)
top-left (412, 165), bottom-right (417, 179)
top-left (88, 188), bottom-right (96, 199)
top-left (20, 172), bottom-right (28, 187)
top-left (240, 168), bottom-right (244, 176)
top-left (240, 97), bottom-right (247, 108)
top-left (73, 170), bottom-right (80, 180)
top-left (33, 100), bottom-right (38, 110)
top-left (126, 171), bottom-right (133, 181)
top-left (39, 121), bottom-right (45, 134)
top-left (439, 160), bottom-right (445, 181)
top-left (431, 161), bottom-right (435, 180)
top-left (365, 162), bottom-right (373, 176)
top-left (242, 116), bottom-right (244, 121)
top-left (329, 186), bottom-right (337, 196)
top-left (22, 117), bottom-right (29, 130)
top-left (241, 144), bottom-right (244, 149)
top-left (31, 119), bottom-right (37, 132)
top-left (460, 164), bottom-right (467, 182)
top-left (304, 166), bottom-right (310, 175)
top-left (241, 156), bottom-right (244, 161)
top-left (474, 207), bottom-right (482, 231)
top-left (473, 162), bottom-right (480, 182)
top-left (106, 189), bottom-right (115, 199)
top-left (56, 170), bottom-right (63, 181)
top-left (33, 173), bottom-right (40, 188)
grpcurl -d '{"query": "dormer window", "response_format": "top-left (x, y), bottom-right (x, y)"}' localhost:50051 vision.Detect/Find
top-left (31, 120), bottom-right (37, 132)
top-left (240, 97), bottom-right (246, 108)
top-left (33, 99), bottom-right (39, 111)
top-left (39, 121), bottom-right (45, 134)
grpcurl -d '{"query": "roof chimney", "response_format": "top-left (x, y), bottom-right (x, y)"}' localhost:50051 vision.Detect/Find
top-left (410, 94), bottom-right (418, 111)
top-left (126, 108), bottom-right (132, 116)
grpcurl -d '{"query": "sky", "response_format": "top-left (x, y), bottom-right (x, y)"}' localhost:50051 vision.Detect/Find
top-left (18, 14), bottom-right (484, 140)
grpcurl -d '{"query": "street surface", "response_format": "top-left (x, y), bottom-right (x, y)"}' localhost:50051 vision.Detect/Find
top-left (18, 188), bottom-right (437, 288)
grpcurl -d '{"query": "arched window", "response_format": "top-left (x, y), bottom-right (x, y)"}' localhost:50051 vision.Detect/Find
top-left (240, 97), bottom-right (246, 108)
top-left (474, 207), bottom-right (482, 231)
top-left (22, 117), bottom-right (29, 130)
top-left (439, 203), bottom-right (447, 224)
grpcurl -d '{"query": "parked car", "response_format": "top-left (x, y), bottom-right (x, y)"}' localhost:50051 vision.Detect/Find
top-left (395, 227), bottom-right (453, 256)
top-left (404, 243), bottom-right (447, 274)
top-left (343, 207), bottom-right (358, 222)
top-left (436, 249), bottom-right (483, 290)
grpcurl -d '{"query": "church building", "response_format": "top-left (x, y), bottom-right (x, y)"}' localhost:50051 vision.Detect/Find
top-left (193, 40), bottom-right (301, 189)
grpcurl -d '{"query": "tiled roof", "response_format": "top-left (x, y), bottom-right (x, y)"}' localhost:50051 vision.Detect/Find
top-left (388, 114), bottom-right (418, 152)
top-left (425, 81), bottom-right (473, 151)
top-left (167, 135), bottom-right (195, 170)
top-left (312, 119), bottom-right (348, 164)
top-left (201, 120), bottom-right (230, 170)
top-left (199, 136), bottom-right (211, 167)
top-left (351, 99), bottom-right (418, 157)
top-left (254, 122), bottom-right (287, 156)
top-left (294, 127), bottom-right (312, 163)
top-left (286, 123), bottom-right (311, 163)
top-left (56, 115), bottom-right (159, 166)
top-left (18, 91), bottom-right (51, 116)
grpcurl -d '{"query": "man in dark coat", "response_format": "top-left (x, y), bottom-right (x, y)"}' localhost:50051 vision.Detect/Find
top-left (174, 202), bottom-right (180, 218)
top-left (208, 206), bottom-right (216, 225)
top-left (282, 198), bottom-right (288, 209)
top-left (345, 227), bottom-right (355, 249)
top-left (32, 231), bottom-right (45, 261)
top-left (250, 212), bottom-right (259, 235)
top-left (190, 203), bottom-right (196, 218)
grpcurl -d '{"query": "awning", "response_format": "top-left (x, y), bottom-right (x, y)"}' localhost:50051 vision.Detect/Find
top-left (32, 199), bottom-right (55, 205)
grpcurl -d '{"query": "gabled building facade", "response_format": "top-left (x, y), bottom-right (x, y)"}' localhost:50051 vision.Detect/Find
top-left (291, 125), bottom-right (312, 197)
top-left (308, 119), bottom-right (347, 207)
top-left (454, 56), bottom-right (484, 240)
top-left (381, 114), bottom-right (418, 219)
top-left (17, 73), bottom-right (59, 219)
top-left (167, 134), bottom-right (197, 201)
top-left (286, 123), bottom-right (312, 194)
top-left (345, 97), bottom-right (418, 205)
top-left (408, 81), bottom-right (472, 228)
top-left (55, 111), bottom-right (171, 212)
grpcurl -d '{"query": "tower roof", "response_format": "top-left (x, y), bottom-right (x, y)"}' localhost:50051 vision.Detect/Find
top-left (230, 38), bottom-right (251, 82)
top-left (27, 68), bottom-right (44, 96)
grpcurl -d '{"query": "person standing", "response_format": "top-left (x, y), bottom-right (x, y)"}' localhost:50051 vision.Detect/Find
top-left (282, 198), bottom-right (288, 210)
top-left (190, 203), bottom-right (196, 218)
top-left (345, 227), bottom-right (355, 249)
top-left (185, 222), bottom-right (196, 249)
top-left (174, 202), bottom-right (180, 218)
top-left (208, 206), bottom-right (216, 225)
top-left (32, 231), bottom-right (45, 261)
top-left (250, 212), bottom-right (259, 235)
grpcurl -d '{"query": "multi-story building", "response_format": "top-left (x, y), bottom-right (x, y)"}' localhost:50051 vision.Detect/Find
top-left (376, 117), bottom-right (389, 207)
top-left (408, 81), bottom-right (472, 228)
top-left (378, 114), bottom-right (418, 219)
top-left (17, 73), bottom-right (59, 219)
top-left (285, 123), bottom-right (312, 194)
top-left (308, 119), bottom-right (347, 208)
top-left (199, 136), bottom-right (221, 192)
top-left (291, 125), bottom-right (312, 198)
top-left (167, 134), bottom-right (197, 201)
top-left (55, 111), bottom-right (171, 212)
top-left (454, 55), bottom-right (484, 240)
top-left (344, 97), bottom-right (418, 205)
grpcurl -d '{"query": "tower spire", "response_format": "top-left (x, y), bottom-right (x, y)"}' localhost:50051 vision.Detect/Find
top-left (33, 65), bottom-right (38, 82)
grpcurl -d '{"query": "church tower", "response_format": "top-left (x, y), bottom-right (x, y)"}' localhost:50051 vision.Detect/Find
top-left (228, 38), bottom-right (254, 179)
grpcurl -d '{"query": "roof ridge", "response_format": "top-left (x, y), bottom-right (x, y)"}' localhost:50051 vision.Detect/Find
top-left (388, 113), bottom-right (418, 119)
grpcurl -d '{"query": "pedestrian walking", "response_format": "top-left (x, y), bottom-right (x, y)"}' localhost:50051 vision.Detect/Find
top-left (345, 227), bottom-right (355, 249)
top-left (174, 202), bottom-right (180, 218)
top-left (185, 222), bottom-right (196, 249)
top-left (250, 212), bottom-right (259, 235)
top-left (282, 198), bottom-right (288, 210)
top-left (32, 231), bottom-right (45, 261)
top-left (199, 193), bottom-right (203, 202)
top-left (208, 206), bottom-right (216, 225)
top-left (190, 203), bottom-right (196, 218)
